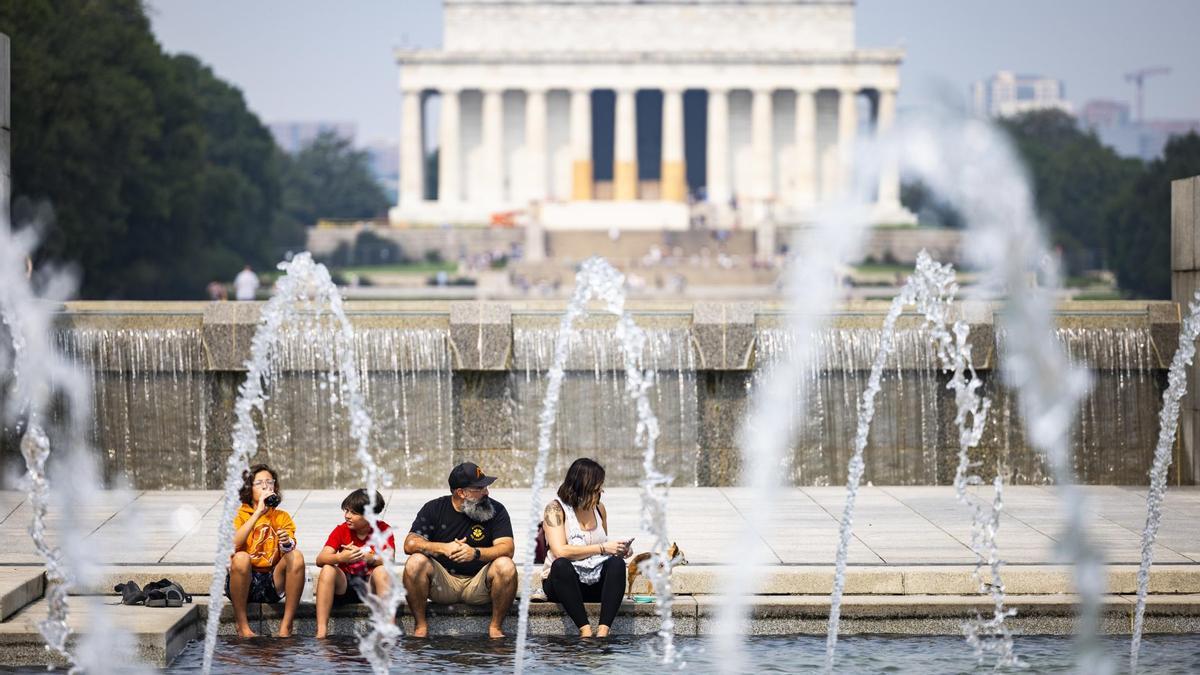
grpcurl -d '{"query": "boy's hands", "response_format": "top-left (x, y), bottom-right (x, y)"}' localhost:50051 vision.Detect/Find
top-left (339, 544), bottom-right (366, 563)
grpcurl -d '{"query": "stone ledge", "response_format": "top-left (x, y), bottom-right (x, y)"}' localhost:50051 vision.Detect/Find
top-left (7, 593), bottom-right (1200, 667)
top-left (73, 564), bottom-right (1200, 599)
top-left (200, 301), bottom-right (261, 371)
top-left (0, 599), bottom-right (198, 668)
top-left (0, 567), bottom-right (44, 622)
top-left (693, 302), bottom-right (756, 369)
top-left (449, 302), bottom-right (512, 370)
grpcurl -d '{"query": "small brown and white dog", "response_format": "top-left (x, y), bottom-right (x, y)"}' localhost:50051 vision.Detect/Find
top-left (626, 542), bottom-right (688, 598)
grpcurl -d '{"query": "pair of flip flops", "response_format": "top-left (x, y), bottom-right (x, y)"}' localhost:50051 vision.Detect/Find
top-left (113, 579), bottom-right (193, 608)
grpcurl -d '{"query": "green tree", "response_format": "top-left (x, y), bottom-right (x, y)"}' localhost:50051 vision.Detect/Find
top-left (2, 0), bottom-right (289, 298)
top-left (1108, 132), bottom-right (1200, 298)
top-left (169, 54), bottom-right (307, 280)
top-left (279, 130), bottom-right (390, 228)
top-left (998, 110), bottom-right (1142, 271)
top-left (901, 179), bottom-right (964, 229)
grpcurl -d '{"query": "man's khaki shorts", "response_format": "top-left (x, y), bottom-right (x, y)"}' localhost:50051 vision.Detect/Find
top-left (428, 557), bottom-right (492, 605)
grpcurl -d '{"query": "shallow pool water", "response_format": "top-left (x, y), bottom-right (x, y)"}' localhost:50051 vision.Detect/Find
top-left (164, 634), bottom-right (1200, 674)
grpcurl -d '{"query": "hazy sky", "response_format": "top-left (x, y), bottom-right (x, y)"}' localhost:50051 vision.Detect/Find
top-left (147, 0), bottom-right (1200, 145)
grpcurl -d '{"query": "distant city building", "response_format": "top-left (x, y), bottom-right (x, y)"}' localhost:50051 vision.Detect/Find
top-left (1080, 98), bottom-right (1200, 160)
top-left (972, 71), bottom-right (1072, 118)
top-left (364, 140), bottom-right (400, 203)
top-left (1080, 99), bottom-right (1130, 129)
top-left (269, 121), bottom-right (358, 154)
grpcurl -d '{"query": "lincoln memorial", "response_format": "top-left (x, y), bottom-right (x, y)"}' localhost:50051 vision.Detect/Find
top-left (390, 0), bottom-right (915, 255)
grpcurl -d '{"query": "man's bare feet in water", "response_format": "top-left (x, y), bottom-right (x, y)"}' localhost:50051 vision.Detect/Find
top-left (277, 624), bottom-right (293, 638)
top-left (236, 625), bottom-right (257, 638)
top-left (488, 623), bottom-right (506, 638)
top-left (411, 623), bottom-right (429, 638)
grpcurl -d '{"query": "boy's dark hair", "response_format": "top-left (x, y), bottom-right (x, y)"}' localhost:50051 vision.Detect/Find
top-left (557, 457), bottom-right (606, 510)
top-left (239, 464), bottom-right (281, 506)
top-left (342, 488), bottom-right (386, 516)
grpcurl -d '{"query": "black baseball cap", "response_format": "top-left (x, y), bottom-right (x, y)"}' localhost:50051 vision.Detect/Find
top-left (449, 462), bottom-right (498, 490)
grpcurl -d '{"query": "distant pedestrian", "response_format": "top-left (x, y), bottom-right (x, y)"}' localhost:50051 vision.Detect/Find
top-left (206, 281), bottom-right (228, 301)
top-left (234, 265), bottom-right (260, 301)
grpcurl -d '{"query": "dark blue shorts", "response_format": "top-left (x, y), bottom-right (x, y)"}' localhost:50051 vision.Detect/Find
top-left (225, 569), bottom-right (282, 604)
top-left (333, 576), bottom-right (366, 606)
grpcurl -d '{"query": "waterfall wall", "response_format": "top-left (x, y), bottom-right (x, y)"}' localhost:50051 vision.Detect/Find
top-left (0, 300), bottom-right (1185, 489)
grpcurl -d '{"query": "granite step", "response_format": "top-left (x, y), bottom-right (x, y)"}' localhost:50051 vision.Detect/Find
top-left (0, 567), bottom-right (45, 622)
top-left (203, 593), bottom-right (1200, 639)
top-left (0, 598), bottom-right (198, 668)
top-left (70, 563), bottom-right (1200, 599)
top-left (4, 593), bottom-right (1200, 668)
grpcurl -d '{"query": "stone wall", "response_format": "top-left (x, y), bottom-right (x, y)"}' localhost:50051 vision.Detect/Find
top-left (1172, 175), bottom-right (1200, 486)
top-left (306, 225), bottom-right (961, 268)
top-left (0, 300), bottom-right (1183, 490)
top-left (442, 0), bottom-right (856, 54)
top-left (306, 225), bottom-right (524, 265)
top-left (779, 225), bottom-right (964, 265)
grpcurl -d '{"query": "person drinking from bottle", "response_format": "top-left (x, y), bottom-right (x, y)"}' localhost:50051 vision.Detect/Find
top-left (226, 463), bottom-right (306, 637)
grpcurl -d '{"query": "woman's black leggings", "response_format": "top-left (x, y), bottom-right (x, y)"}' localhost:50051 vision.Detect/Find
top-left (542, 555), bottom-right (625, 629)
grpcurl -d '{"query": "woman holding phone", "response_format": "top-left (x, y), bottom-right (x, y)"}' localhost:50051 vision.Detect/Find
top-left (541, 458), bottom-right (633, 637)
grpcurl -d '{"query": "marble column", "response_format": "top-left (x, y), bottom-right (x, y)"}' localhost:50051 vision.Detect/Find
top-left (438, 88), bottom-right (461, 203)
top-left (793, 88), bottom-right (816, 209)
top-left (751, 88), bottom-right (773, 201)
top-left (400, 88), bottom-right (425, 205)
top-left (524, 88), bottom-right (548, 203)
top-left (481, 88), bottom-right (504, 203)
top-left (614, 88), bottom-right (639, 201)
top-left (661, 88), bottom-right (686, 202)
top-left (837, 87), bottom-right (858, 196)
top-left (875, 88), bottom-right (900, 211)
top-left (706, 88), bottom-right (730, 207)
top-left (751, 88), bottom-right (775, 262)
top-left (570, 89), bottom-right (593, 201)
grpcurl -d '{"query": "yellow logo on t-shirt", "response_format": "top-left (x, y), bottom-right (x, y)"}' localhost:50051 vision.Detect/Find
top-left (469, 524), bottom-right (485, 542)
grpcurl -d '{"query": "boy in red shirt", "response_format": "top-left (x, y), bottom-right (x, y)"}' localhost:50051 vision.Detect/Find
top-left (314, 489), bottom-right (396, 638)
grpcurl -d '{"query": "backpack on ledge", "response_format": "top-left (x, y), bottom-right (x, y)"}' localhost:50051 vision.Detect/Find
top-left (534, 522), bottom-right (548, 564)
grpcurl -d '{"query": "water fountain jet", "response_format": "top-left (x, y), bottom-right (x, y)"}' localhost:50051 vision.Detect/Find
top-left (1, 217), bottom-right (132, 672)
top-left (200, 253), bottom-right (400, 675)
top-left (513, 256), bottom-right (676, 673)
top-left (1129, 288), bottom-right (1200, 672)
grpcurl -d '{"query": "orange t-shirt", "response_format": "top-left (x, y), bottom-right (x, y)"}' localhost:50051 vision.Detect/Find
top-left (233, 504), bottom-right (297, 570)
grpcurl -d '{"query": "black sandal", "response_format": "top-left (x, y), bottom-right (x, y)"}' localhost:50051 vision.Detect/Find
top-left (145, 580), bottom-right (191, 608)
top-left (113, 581), bottom-right (146, 606)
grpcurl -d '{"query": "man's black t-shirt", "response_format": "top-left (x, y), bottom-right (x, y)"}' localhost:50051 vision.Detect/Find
top-left (408, 495), bottom-right (514, 576)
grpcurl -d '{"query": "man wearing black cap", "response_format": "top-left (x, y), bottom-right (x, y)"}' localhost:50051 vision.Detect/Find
top-left (402, 461), bottom-right (517, 638)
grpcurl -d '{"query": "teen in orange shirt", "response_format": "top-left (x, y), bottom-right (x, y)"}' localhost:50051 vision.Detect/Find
top-left (227, 464), bottom-right (306, 637)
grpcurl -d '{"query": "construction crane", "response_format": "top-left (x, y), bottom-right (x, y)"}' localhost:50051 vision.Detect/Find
top-left (1125, 66), bottom-right (1171, 123)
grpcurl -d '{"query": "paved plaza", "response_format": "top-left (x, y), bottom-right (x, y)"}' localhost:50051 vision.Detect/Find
top-left (1, 485), bottom-right (1198, 667)
top-left (1, 485), bottom-right (1197, 567)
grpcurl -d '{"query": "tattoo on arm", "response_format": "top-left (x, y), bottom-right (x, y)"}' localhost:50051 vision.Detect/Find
top-left (545, 501), bottom-right (564, 527)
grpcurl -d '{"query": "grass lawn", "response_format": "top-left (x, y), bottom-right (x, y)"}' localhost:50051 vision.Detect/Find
top-left (854, 263), bottom-right (917, 275)
top-left (332, 261), bottom-right (458, 276)
top-left (1072, 291), bottom-right (1125, 301)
